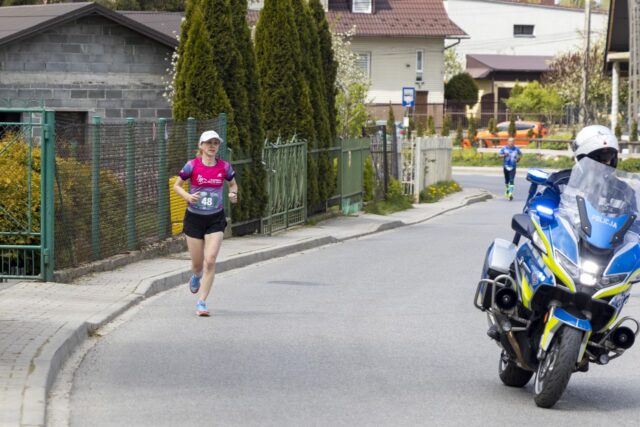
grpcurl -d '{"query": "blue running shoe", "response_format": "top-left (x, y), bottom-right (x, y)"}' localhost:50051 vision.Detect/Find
top-left (196, 300), bottom-right (210, 316)
top-left (189, 274), bottom-right (201, 294)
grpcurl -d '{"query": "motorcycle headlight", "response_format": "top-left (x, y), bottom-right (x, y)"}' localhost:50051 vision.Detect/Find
top-left (555, 250), bottom-right (579, 278)
top-left (601, 273), bottom-right (628, 286)
top-left (579, 260), bottom-right (598, 286)
top-left (579, 273), bottom-right (597, 286)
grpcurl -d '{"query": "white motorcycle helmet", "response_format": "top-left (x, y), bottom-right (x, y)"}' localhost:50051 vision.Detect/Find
top-left (572, 125), bottom-right (619, 167)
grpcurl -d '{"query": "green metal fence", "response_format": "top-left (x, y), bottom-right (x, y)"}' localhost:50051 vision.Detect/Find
top-left (0, 108), bottom-right (55, 281)
top-left (2, 109), bottom-right (373, 277)
top-left (339, 138), bottom-right (370, 214)
top-left (53, 115), bottom-right (228, 270)
top-left (261, 136), bottom-right (371, 234)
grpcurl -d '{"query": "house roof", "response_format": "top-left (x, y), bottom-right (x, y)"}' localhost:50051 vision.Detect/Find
top-left (119, 11), bottom-right (182, 41)
top-left (0, 2), bottom-right (178, 48)
top-left (327, 0), bottom-right (467, 38)
top-left (0, 0), bottom-right (465, 50)
top-left (604, 0), bottom-right (629, 75)
top-left (466, 54), bottom-right (553, 78)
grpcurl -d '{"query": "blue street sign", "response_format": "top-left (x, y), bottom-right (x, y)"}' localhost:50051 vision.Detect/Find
top-left (402, 87), bottom-right (415, 107)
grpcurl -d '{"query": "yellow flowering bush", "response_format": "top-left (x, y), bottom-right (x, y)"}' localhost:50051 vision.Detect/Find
top-left (0, 133), bottom-right (41, 245)
top-left (420, 180), bottom-right (462, 203)
top-left (0, 132), bottom-right (126, 270)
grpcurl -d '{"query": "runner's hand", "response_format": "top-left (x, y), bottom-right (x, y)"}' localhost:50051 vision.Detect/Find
top-left (187, 193), bottom-right (201, 204)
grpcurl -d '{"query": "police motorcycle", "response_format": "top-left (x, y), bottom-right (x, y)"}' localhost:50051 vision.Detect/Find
top-left (474, 156), bottom-right (640, 408)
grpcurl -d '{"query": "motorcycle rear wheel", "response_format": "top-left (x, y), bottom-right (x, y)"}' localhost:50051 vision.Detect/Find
top-left (499, 351), bottom-right (533, 387)
top-left (534, 327), bottom-right (583, 408)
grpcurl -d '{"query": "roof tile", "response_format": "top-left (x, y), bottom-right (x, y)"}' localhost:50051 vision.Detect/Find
top-left (327, 0), bottom-right (466, 37)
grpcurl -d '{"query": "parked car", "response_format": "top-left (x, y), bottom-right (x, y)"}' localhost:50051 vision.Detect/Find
top-left (462, 121), bottom-right (549, 148)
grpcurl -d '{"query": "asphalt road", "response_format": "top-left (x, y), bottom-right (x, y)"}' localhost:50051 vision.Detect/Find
top-left (66, 181), bottom-right (640, 426)
top-left (453, 173), bottom-right (529, 202)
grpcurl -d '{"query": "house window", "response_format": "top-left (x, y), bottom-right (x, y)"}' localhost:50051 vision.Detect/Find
top-left (352, 0), bottom-right (372, 14)
top-left (514, 25), bottom-right (534, 37)
top-left (355, 52), bottom-right (371, 78)
top-left (416, 50), bottom-right (424, 82)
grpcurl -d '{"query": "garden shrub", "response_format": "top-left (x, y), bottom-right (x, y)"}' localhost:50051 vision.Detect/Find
top-left (55, 157), bottom-right (126, 268)
top-left (452, 148), bottom-right (574, 169)
top-left (0, 133), bottom-right (41, 247)
top-left (441, 114), bottom-right (450, 136)
top-left (385, 177), bottom-right (412, 208)
top-left (0, 132), bottom-right (126, 270)
top-left (618, 158), bottom-right (640, 173)
top-left (419, 180), bottom-right (462, 203)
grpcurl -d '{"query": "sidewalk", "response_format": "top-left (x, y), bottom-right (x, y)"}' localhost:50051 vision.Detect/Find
top-left (0, 188), bottom-right (491, 427)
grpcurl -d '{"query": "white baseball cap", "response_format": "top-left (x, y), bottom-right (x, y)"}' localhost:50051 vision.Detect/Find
top-left (199, 130), bottom-right (223, 144)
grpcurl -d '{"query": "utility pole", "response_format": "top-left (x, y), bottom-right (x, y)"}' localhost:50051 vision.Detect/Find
top-left (630, 0), bottom-right (640, 125)
top-left (580, 0), bottom-right (591, 126)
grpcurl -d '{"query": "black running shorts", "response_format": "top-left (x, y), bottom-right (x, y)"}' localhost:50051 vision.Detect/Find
top-left (183, 209), bottom-right (227, 239)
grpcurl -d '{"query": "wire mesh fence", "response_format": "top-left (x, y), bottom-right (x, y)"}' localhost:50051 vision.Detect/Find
top-left (53, 117), bottom-right (226, 270)
top-left (3, 109), bottom-right (376, 274)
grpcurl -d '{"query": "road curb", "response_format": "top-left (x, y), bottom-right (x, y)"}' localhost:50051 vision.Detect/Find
top-left (22, 321), bottom-right (88, 427)
top-left (30, 192), bottom-right (490, 426)
top-left (407, 190), bottom-right (493, 227)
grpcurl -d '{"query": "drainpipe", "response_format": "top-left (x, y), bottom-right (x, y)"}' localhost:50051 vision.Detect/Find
top-left (444, 38), bottom-right (462, 51)
top-left (611, 61), bottom-right (620, 131)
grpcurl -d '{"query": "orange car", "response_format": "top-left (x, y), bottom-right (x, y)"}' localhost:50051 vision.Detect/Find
top-left (462, 121), bottom-right (548, 148)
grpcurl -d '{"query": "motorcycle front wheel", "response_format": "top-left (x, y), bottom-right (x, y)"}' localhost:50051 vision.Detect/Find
top-left (499, 350), bottom-right (533, 387)
top-left (534, 327), bottom-right (583, 408)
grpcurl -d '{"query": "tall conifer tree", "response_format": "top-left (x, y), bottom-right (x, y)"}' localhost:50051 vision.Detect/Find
top-left (255, 0), bottom-right (314, 142)
top-left (200, 0), bottom-right (246, 155)
top-left (172, 5), bottom-right (232, 121)
top-left (230, 0), bottom-right (267, 219)
top-left (309, 0), bottom-right (337, 141)
top-left (293, 0), bottom-right (332, 208)
top-left (200, 0), bottom-right (250, 221)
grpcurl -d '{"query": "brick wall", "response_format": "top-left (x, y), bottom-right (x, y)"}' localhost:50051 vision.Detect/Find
top-left (0, 15), bottom-right (174, 122)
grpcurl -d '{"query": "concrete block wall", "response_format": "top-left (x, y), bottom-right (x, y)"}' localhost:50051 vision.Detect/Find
top-left (0, 15), bottom-right (174, 122)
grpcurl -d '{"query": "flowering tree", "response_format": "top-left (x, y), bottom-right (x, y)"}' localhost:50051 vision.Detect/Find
top-left (332, 26), bottom-right (371, 138)
top-left (542, 38), bottom-right (613, 109)
top-left (444, 48), bottom-right (464, 83)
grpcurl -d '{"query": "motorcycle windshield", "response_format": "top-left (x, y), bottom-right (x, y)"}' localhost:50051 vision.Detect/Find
top-left (558, 157), bottom-right (640, 250)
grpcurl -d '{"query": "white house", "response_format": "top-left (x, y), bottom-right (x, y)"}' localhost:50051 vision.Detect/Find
top-left (443, 0), bottom-right (608, 60)
top-left (325, 0), bottom-right (466, 123)
top-left (250, 0), bottom-right (467, 124)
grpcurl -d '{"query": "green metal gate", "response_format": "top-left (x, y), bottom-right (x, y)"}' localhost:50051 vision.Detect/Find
top-left (261, 137), bottom-right (307, 235)
top-left (339, 137), bottom-right (370, 214)
top-left (0, 108), bottom-right (55, 281)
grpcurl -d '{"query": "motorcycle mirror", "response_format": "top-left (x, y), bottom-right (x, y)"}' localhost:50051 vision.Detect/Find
top-left (511, 213), bottom-right (534, 240)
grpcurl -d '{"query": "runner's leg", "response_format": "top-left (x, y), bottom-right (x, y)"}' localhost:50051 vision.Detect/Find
top-left (186, 236), bottom-right (204, 277)
top-left (199, 231), bottom-right (224, 302)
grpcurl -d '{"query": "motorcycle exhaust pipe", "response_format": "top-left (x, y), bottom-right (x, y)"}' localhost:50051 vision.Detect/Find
top-left (495, 287), bottom-right (518, 311)
top-left (611, 327), bottom-right (635, 350)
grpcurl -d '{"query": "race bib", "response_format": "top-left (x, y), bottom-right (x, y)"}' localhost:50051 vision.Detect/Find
top-left (194, 191), bottom-right (219, 211)
top-left (505, 165), bottom-right (514, 171)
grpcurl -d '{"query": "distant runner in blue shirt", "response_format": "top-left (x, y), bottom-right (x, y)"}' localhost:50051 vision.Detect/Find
top-left (499, 138), bottom-right (522, 201)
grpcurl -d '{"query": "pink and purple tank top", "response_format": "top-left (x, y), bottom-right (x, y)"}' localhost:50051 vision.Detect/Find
top-left (179, 157), bottom-right (235, 215)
